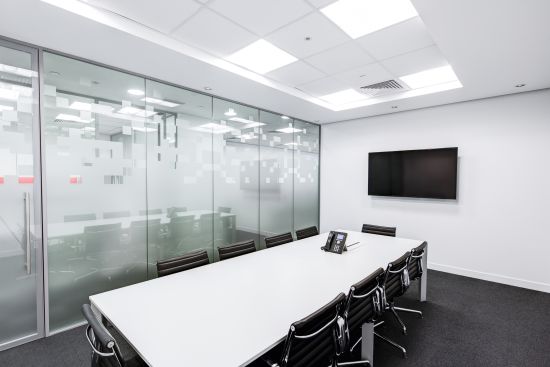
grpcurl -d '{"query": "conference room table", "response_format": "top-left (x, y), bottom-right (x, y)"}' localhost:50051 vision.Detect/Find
top-left (89, 230), bottom-right (427, 366)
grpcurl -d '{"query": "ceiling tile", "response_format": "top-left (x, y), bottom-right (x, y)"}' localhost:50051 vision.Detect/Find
top-left (304, 42), bottom-right (374, 74)
top-left (208, 0), bottom-right (313, 36)
top-left (172, 8), bottom-right (257, 56)
top-left (357, 17), bottom-right (434, 61)
top-left (266, 13), bottom-right (349, 59)
top-left (381, 45), bottom-right (449, 77)
top-left (334, 62), bottom-right (394, 88)
top-left (87, 0), bottom-right (201, 34)
top-left (297, 76), bottom-right (350, 96)
top-left (266, 61), bottom-right (325, 86)
top-left (307, 0), bottom-right (336, 8)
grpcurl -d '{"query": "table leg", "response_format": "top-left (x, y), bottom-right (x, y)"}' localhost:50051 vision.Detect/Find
top-left (361, 322), bottom-right (374, 365)
top-left (418, 243), bottom-right (428, 302)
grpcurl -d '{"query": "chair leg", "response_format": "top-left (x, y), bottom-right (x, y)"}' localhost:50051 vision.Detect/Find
top-left (393, 306), bottom-right (423, 318)
top-left (374, 332), bottom-right (407, 359)
top-left (389, 305), bottom-right (407, 335)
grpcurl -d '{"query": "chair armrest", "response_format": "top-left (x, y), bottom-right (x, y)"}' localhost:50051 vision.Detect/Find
top-left (262, 358), bottom-right (280, 367)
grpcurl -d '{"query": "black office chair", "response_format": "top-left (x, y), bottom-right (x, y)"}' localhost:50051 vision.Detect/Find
top-left (82, 304), bottom-right (147, 367)
top-left (265, 232), bottom-right (293, 249)
top-left (296, 226), bottom-right (319, 240)
top-left (218, 239), bottom-right (256, 261)
top-left (264, 293), bottom-right (368, 367)
top-left (381, 253), bottom-right (411, 337)
top-left (156, 249), bottom-right (210, 277)
top-left (64, 213), bottom-right (97, 222)
top-left (361, 224), bottom-right (396, 237)
top-left (343, 268), bottom-right (406, 359)
top-left (392, 242), bottom-right (428, 320)
top-left (103, 211), bottom-right (131, 219)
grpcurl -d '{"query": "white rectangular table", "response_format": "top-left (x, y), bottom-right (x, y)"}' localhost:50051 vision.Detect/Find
top-left (90, 230), bottom-right (427, 366)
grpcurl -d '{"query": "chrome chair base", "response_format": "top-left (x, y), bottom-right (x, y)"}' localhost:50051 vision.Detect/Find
top-left (349, 320), bottom-right (407, 359)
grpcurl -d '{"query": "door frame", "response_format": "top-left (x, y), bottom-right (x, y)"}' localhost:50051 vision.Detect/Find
top-left (0, 38), bottom-right (46, 351)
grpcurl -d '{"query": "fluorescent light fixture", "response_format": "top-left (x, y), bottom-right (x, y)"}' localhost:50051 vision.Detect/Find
top-left (0, 88), bottom-right (19, 101)
top-left (320, 89), bottom-right (367, 105)
top-left (229, 117), bottom-right (266, 128)
top-left (141, 97), bottom-right (180, 108)
top-left (236, 132), bottom-right (256, 140)
top-left (226, 39), bottom-right (298, 74)
top-left (0, 104), bottom-right (14, 111)
top-left (70, 101), bottom-right (92, 111)
top-left (195, 123), bottom-right (235, 134)
top-left (0, 63), bottom-right (37, 78)
top-left (321, 0), bottom-right (418, 39)
top-left (281, 115), bottom-right (290, 120)
top-left (277, 124), bottom-right (302, 134)
top-left (55, 113), bottom-right (94, 123)
top-left (284, 142), bottom-right (299, 146)
top-left (399, 65), bottom-right (459, 89)
top-left (118, 106), bottom-right (156, 117)
top-left (127, 89), bottom-right (145, 96)
top-left (224, 108), bottom-right (237, 117)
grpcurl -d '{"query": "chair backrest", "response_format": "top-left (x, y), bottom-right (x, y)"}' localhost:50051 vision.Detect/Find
top-left (295, 226), bottom-right (319, 241)
top-left (84, 223), bottom-right (122, 255)
top-left (344, 268), bottom-right (384, 334)
top-left (139, 208), bottom-right (163, 216)
top-left (64, 213), bottom-right (96, 222)
top-left (130, 219), bottom-right (161, 242)
top-left (382, 252), bottom-right (410, 304)
top-left (361, 224), bottom-right (396, 237)
top-left (265, 232), bottom-right (293, 248)
top-left (218, 239), bottom-right (256, 261)
top-left (103, 211), bottom-right (131, 219)
top-left (408, 241), bottom-right (427, 281)
top-left (156, 249), bottom-right (210, 277)
top-left (217, 206), bottom-right (232, 213)
top-left (82, 304), bottom-right (125, 367)
top-left (278, 293), bottom-right (346, 367)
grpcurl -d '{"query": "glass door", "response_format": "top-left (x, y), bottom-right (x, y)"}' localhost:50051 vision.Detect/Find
top-left (0, 40), bottom-right (44, 350)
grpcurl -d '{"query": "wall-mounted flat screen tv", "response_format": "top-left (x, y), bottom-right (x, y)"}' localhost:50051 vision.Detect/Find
top-left (368, 147), bottom-right (458, 199)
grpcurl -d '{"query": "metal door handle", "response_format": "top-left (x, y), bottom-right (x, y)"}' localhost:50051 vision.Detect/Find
top-left (24, 192), bottom-right (31, 275)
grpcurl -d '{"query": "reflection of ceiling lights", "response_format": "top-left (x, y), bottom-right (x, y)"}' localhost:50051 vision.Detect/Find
top-left (195, 123), bottom-right (235, 134)
top-left (127, 89), bottom-right (145, 96)
top-left (0, 63), bottom-right (37, 78)
top-left (236, 132), bottom-right (256, 140)
top-left (400, 65), bottom-right (459, 89)
top-left (224, 108), bottom-right (237, 117)
top-left (281, 115), bottom-right (290, 120)
top-left (321, 0), bottom-right (418, 39)
top-left (320, 89), bottom-right (366, 105)
top-left (0, 88), bottom-right (19, 101)
top-left (55, 113), bottom-right (94, 123)
top-left (70, 101), bottom-right (92, 111)
top-left (226, 39), bottom-right (298, 74)
top-left (284, 142), bottom-right (299, 146)
top-left (118, 106), bottom-right (156, 117)
top-left (141, 97), bottom-right (180, 108)
top-left (0, 104), bottom-right (14, 111)
top-left (229, 117), bottom-right (266, 128)
top-left (277, 123), bottom-right (302, 134)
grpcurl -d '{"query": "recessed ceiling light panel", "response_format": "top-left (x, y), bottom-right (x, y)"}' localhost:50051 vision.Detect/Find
top-left (141, 97), bottom-right (180, 108)
top-left (321, 0), bottom-right (418, 39)
top-left (320, 89), bottom-right (367, 105)
top-left (399, 65), bottom-right (459, 89)
top-left (127, 89), bottom-right (145, 96)
top-left (226, 39), bottom-right (298, 74)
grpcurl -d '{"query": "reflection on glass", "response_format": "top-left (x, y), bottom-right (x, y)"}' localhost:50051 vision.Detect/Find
top-left (144, 80), bottom-right (214, 271)
top-left (213, 99), bottom-right (259, 258)
top-left (44, 53), bottom-right (148, 330)
top-left (293, 120), bottom-right (320, 233)
top-left (259, 111), bottom-right (295, 247)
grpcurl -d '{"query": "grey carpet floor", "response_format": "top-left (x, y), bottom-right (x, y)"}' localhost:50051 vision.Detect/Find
top-left (1, 270), bottom-right (549, 367)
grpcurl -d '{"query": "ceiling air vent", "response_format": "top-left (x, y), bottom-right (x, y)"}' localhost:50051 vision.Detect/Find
top-left (360, 79), bottom-right (407, 97)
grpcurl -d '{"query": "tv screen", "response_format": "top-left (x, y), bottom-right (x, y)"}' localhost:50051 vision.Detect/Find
top-left (368, 147), bottom-right (458, 199)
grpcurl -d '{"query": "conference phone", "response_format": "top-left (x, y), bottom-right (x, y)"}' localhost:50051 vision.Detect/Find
top-left (321, 231), bottom-right (348, 254)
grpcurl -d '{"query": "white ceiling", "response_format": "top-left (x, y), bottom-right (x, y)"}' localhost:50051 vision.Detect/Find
top-left (0, 0), bottom-right (549, 123)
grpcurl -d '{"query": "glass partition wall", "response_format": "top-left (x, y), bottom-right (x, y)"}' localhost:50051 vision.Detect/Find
top-left (37, 51), bottom-right (319, 332)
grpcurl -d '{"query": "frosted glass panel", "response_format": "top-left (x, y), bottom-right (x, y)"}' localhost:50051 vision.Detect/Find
top-left (293, 120), bottom-right (320, 232)
top-left (144, 80), bottom-right (214, 270)
top-left (43, 53), bottom-right (148, 330)
top-left (259, 111), bottom-right (294, 247)
top-left (212, 99), bottom-right (259, 258)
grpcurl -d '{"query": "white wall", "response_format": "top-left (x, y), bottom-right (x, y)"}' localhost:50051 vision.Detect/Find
top-left (321, 89), bottom-right (550, 293)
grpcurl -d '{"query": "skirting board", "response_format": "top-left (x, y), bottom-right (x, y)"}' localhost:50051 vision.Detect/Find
top-left (428, 262), bottom-right (550, 293)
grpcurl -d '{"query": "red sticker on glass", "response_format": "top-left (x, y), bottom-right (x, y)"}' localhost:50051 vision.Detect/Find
top-left (69, 175), bottom-right (81, 184)
top-left (0, 177), bottom-right (4, 184)
top-left (18, 176), bottom-right (34, 184)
